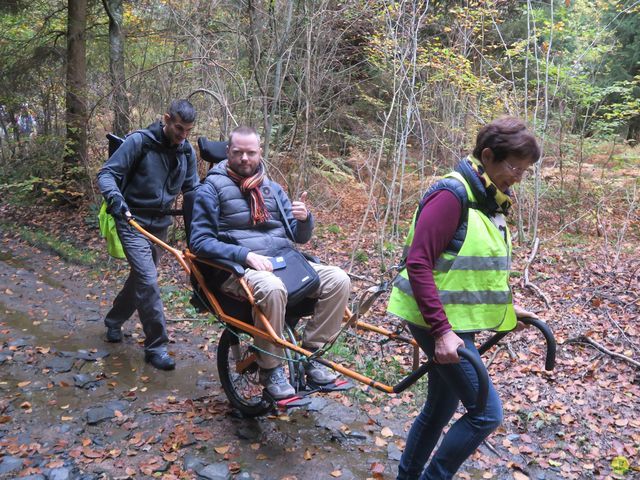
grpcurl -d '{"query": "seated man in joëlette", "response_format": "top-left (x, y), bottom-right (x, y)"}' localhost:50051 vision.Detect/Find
top-left (189, 126), bottom-right (350, 399)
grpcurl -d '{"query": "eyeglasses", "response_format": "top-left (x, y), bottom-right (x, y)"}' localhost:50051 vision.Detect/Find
top-left (503, 161), bottom-right (532, 176)
top-left (229, 149), bottom-right (260, 159)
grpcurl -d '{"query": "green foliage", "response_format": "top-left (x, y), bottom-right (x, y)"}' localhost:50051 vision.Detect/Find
top-left (561, 232), bottom-right (589, 246)
top-left (0, 135), bottom-right (86, 204)
top-left (601, 2), bottom-right (640, 84)
top-left (2, 135), bottom-right (64, 175)
top-left (315, 223), bottom-right (345, 240)
top-left (383, 240), bottom-right (396, 253)
top-left (327, 224), bottom-right (341, 235)
top-left (353, 249), bottom-right (369, 263)
top-left (359, 351), bottom-right (406, 384)
top-left (311, 152), bottom-right (354, 182)
top-left (160, 286), bottom-right (200, 319)
top-left (1, 176), bottom-right (83, 206)
top-left (0, 0), bottom-right (638, 226)
top-left (328, 334), bottom-right (409, 386)
top-left (0, 177), bottom-right (42, 204)
top-left (612, 149), bottom-right (640, 165)
top-left (326, 335), bottom-right (352, 362)
top-left (168, 225), bottom-right (187, 243)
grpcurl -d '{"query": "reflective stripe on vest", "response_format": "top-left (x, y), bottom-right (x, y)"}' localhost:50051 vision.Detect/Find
top-left (392, 276), bottom-right (513, 304)
top-left (387, 171), bottom-right (517, 333)
top-left (434, 255), bottom-right (510, 272)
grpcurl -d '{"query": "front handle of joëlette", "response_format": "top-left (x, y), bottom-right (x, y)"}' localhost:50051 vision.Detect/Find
top-left (125, 217), bottom-right (191, 274)
top-left (478, 317), bottom-right (556, 372)
top-left (392, 347), bottom-right (488, 414)
top-left (519, 317), bottom-right (556, 371)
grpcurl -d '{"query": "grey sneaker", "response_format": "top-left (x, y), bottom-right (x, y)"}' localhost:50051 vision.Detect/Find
top-left (259, 366), bottom-right (295, 399)
top-left (305, 360), bottom-right (338, 385)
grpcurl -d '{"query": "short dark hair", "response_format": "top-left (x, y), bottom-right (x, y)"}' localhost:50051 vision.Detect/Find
top-left (228, 126), bottom-right (261, 146)
top-left (167, 99), bottom-right (196, 123)
top-left (473, 117), bottom-right (541, 163)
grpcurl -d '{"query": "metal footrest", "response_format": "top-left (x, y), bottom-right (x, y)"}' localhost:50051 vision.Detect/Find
top-left (262, 390), bottom-right (313, 410)
top-left (308, 378), bottom-right (354, 392)
top-left (274, 395), bottom-right (312, 409)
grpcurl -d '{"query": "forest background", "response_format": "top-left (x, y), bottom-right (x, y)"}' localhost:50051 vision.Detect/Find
top-left (0, 0), bottom-right (639, 479)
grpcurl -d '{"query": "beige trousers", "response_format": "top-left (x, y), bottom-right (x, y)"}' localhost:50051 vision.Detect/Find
top-left (221, 263), bottom-right (351, 369)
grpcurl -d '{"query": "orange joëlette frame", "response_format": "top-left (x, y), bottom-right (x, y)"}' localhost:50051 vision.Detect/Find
top-left (127, 218), bottom-right (420, 394)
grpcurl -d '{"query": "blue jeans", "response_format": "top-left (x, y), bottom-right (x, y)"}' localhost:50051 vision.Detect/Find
top-left (397, 325), bottom-right (503, 480)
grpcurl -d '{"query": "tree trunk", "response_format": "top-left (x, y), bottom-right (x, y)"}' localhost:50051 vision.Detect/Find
top-left (64, 0), bottom-right (87, 173)
top-left (103, 0), bottom-right (130, 136)
top-left (627, 115), bottom-right (640, 144)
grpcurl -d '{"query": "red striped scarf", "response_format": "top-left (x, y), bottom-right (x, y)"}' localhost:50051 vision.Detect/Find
top-left (226, 163), bottom-right (271, 224)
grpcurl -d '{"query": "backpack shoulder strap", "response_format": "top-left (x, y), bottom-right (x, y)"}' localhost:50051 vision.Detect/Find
top-left (182, 140), bottom-right (193, 162)
top-left (109, 130), bottom-right (152, 193)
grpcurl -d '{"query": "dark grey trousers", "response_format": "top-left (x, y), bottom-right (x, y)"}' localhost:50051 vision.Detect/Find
top-left (104, 217), bottom-right (168, 353)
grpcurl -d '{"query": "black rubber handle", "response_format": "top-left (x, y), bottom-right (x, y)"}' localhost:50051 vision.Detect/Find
top-left (478, 317), bottom-right (556, 371)
top-left (478, 331), bottom-right (508, 356)
top-left (519, 317), bottom-right (556, 371)
top-left (129, 207), bottom-right (184, 217)
top-left (393, 347), bottom-right (488, 413)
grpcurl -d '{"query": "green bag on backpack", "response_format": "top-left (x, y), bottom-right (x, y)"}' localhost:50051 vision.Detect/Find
top-left (97, 132), bottom-right (134, 260)
top-left (98, 200), bottom-right (126, 259)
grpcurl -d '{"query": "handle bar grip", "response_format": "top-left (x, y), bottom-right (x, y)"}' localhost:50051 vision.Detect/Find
top-left (392, 347), bottom-right (488, 413)
top-left (457, 347), bottom-right (489, 414)
top-left (519, 317), bottom-right (556, 371)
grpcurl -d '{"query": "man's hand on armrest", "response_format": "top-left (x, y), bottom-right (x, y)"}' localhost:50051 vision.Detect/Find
top-left (246, 252), bottom-right (274, 272)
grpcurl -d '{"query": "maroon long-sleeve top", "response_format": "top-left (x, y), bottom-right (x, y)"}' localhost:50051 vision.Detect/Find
top-left (405, 189), bottom-right (462, 338)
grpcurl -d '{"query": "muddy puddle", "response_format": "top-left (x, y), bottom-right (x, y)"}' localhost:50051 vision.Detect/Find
top-left (0, 304), bottom-right (397, 479)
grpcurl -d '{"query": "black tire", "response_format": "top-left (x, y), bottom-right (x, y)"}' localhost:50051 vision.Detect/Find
top-left (217, 328), bottom-right (273, 417)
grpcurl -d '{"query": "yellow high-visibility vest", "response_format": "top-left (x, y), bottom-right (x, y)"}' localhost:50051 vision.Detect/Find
top-left (387, 171), bottom-right (516, 333)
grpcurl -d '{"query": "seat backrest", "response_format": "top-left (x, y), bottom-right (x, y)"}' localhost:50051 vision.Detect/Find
top-left (197, 136), bottom-right (228, 166)
top-left (185, 137), bottom-right (227, 245)
top-left (185, 136), bottom-right (227, 245)
top-left (107, 133), bottom-right (124, 157)
top-left (183, 189), bottom-right (197, 247)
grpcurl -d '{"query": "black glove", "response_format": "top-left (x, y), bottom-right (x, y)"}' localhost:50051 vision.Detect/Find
top-left (107, 194), bottom-right (130, 218)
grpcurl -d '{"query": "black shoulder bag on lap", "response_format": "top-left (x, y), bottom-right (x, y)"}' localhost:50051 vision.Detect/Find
top-left (271, 192), bottom-right (321, 307)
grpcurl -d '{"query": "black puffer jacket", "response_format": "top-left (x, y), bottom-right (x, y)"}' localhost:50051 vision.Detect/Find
top-left (189, 160), bottom-right (314, 265)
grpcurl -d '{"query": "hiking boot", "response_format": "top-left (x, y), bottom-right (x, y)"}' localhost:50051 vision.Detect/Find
top-left (259, 366), bottom-right (295, 399)
top-left (305, 360), bottom-right (338, 385)
top-left (106, 326), bottom-right (123, 343)
top-left (145, 350), bottom-right (176, 371)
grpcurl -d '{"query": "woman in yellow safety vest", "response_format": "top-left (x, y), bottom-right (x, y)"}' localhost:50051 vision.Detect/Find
top-left (388, 117), bottom-right (541, 479)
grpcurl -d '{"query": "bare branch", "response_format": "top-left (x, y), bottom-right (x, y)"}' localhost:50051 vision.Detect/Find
top-left (523, 236), bottom-right (551, 308)
top-left (565, 335), bottom-right (640, 369)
